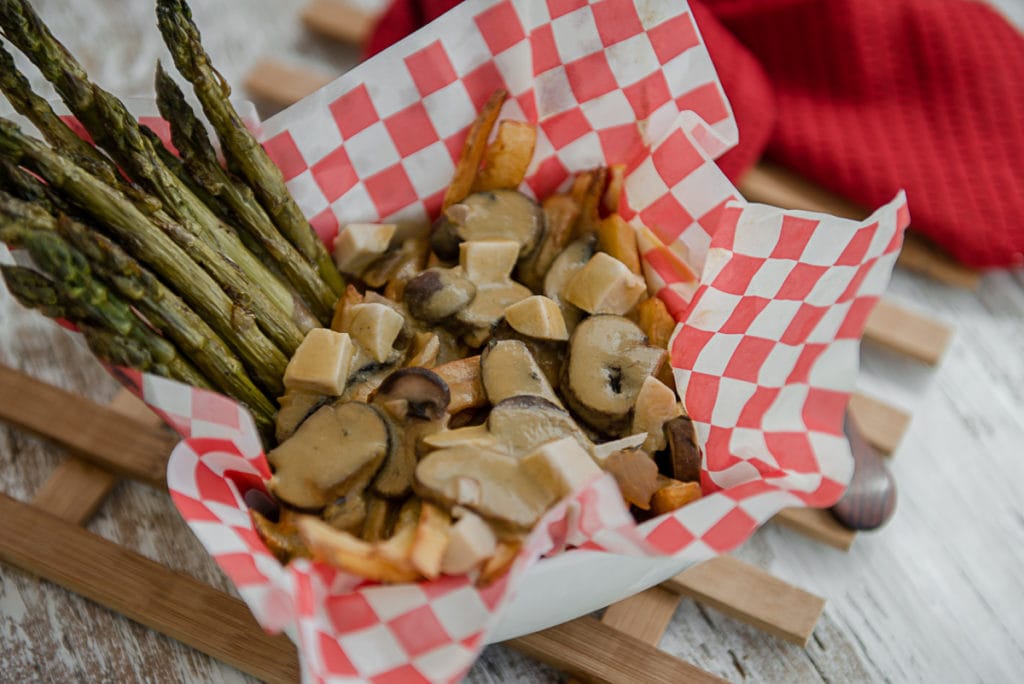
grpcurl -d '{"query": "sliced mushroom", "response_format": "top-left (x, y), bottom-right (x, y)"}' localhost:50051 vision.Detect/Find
top-left (370, 368), bottom-right (450, 498)
top-left (603, 448), bottom-right (660, 510)
top-left (631, 376), bottom-right (682, 453)
top-left (275, 390), bottom-right (330, 444)
top-left (543, 235), bottom-right (595, 334)
top-left (561, 314), bottom-right (667, 436)
top-left (322, 493), bottom-right (368, 533)
top-left (490, 321), bottom-right (565, 390)
top-left (503, 295), bottom-right (568, 341)
top-left (267, 401), bottom-right (390, 510)
top-left (403, 268), bottom-right (477, 324)
top-left (592, 432), bottom-right (648, 464)
top-left (487, 395), bottom-right (592, 458)
top-left (430, 190), bottom-right (545, 262)
top-left (518, 193), bottom-right (579, 292)
top-left (421, 423), bottom-right (497, 452)
top-left (661, 414), bottom-right (701, 483)
top-left (522, 436), bottom-right (602, 498)
top-left (564, 251), bottom-right (647, 316)
top-left (481, 339), bottom-right (562, 408)
top-left (415, 444), bottom-right (557, 530)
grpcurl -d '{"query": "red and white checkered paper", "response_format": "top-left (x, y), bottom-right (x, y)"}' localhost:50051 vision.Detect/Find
top-left (107, 0), bottom-right (911, 682)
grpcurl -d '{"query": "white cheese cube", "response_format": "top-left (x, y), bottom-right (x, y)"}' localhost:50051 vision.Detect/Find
top-left (283, 328), bottom-right (354, 395)
top-left (441, 511), bottom-right (497, 575)
top-left (333, 223), bottom-right (396, 276)
top-left (522, 436), bottom-right (602, 498)
top-left (346, 303), bottom-right (405, 362)
top-left (564, 251), bottom-right (647, 315)
top-left (504, 295), bottom-right (569, 341)
top-left (459, 240), bottom-right (519, 283)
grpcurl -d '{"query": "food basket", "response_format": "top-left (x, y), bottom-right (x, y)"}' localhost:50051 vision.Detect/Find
top-left (0, 0), bottom-right (907, 681)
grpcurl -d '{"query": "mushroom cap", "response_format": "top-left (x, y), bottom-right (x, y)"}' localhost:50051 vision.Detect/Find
top-left (415, 444), bottom-right (556, 529)
top-left (661, 414), bottom-right (702, 483)
top-left (561, 314), bottom-right (667, 436)
top-left (267, 401), bottom-right (391, 510)
top-left (430, 190), bottom-right (545, 262)
top-left (487, 395), bottom-right (592, 458)
top-left (404, 268), bottom-right (477, 323)
top-left (481, 339), bottom-right (563, 408)
top-left (372, 367), bottom-right (451, 422)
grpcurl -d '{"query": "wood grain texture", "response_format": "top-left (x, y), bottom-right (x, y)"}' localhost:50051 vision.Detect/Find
top-left (301, 0), bottom-right (378, 45)
top-left (665, 557), bottom-right (825, 646)
top-left (244, 60), bottom-right (332, 109)
top-left (600, 586), bottom-right (683, 647)
top-left (506, 615), bottom-right (725, 684)
top-left (3, 1), bottom-right (1024, 682)
top-left (0, 493), bottom-right (300, 684)
top-left (848, 392), bottom-right (912, 456)
top-left (862, 299), bottom-right (954, 366)
top-left (771, 507), bottom-right (856, 551)
top-left (0, 364), bottom-right (175, 487)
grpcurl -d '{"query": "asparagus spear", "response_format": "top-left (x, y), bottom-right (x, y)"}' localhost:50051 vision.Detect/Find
top-left (138, 118), bottom-right (300, 309)
top-left (0, 0), bottom-right (308, 339)
top-left (0, 41), bottom-right (120, 187)
top-left (155, 0), bottom-right (345, 297)
top-left (155, 64), bottom-right (337, 323)
top-left (0, 190), bottom-right (277, 424)
top-left (0, 240), bottom-right (208, 391)
top-left (0, 118), bottom-right (289, 394)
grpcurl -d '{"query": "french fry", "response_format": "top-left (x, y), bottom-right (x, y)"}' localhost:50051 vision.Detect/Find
top-left (472, 120), bottom-right (537, 192)
top-left (443, 89), bottom-right (508, 209)
top-left (330, 284), bottom-right (364, 332)
top-left (478, 539), bottom-right (522, 586)
top-left (432, 355), bottom-right (486, 413)
top-left (297, 515), bottom-right (421, 583)
top-left (410, 503), bottom-right (452, 580)
top-left (636, 296), bottom-right (676, 349)
top-left (602, 163), bottom-right (625, 214)
top-left (404, 332), bottom-right (441, 369)
top-left (361, 494), bottom-right (392, 542)
top-left (597, 213), bottom-right (642, 275)
top-left (252, 509), bottom-right (311, 564)
top-left (650, 478), bottom-right (702, 516)
top-left (570, 167), bottom-right (608, 238)
top-left (518, 193), bottom-right (580, 291)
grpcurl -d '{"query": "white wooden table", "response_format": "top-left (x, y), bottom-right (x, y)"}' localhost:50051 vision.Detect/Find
top-left (2, 1), bottom-right (1023, 681)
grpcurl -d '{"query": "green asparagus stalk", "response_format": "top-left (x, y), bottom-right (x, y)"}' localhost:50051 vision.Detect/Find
top-left (0, 41), bottom-right (121, 187)
top-left (0, 190), bottom-right (277, 424)
top-left (79, 324), bottom-right (162, 375)
top-left (155, 0), bottom-right (345, 297)
top-left (0, 0), bottom-right (309, 340)
top-left (0, 241), bottom-right (208, 390)
top-left (155, 63), bottom-right (337, 323)
top-left (0, 118), bottom-right (290, 394)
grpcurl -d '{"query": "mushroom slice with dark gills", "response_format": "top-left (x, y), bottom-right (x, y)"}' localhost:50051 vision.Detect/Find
top-left (487, 396), bottom-right (592, 458)
top-left (481, 339), bottom-right (563, 408)
top-left (415, 443), bottom-right (557, 530)
top-left (267, 401), bottom-right (391, 510)
top-left (561, 314), bottom-right (667, 437)
top-left (403, 268), bottom-right (477, 324)
top-left (430, 190), bottom-right (545, 262)
top-left (370, 368), bottom-right (451, 498)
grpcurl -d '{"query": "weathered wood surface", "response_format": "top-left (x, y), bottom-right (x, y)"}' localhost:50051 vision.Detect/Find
top-left (2, 1), bottom-right (1024, 682)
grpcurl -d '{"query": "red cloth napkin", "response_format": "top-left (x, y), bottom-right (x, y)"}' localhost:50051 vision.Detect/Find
top-left (366, 0), bottom-right (1024, 268)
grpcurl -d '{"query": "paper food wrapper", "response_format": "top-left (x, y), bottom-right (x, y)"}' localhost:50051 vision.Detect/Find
top-left (100, 0), bottom-right (909, 681)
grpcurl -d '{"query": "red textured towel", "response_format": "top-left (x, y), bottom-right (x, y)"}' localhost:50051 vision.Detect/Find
top-left (367, 0), bottom-right (1024, 268)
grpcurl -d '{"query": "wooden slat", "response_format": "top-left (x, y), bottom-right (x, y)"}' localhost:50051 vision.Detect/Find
top-left (600, 586), bottom-right (682, 647)
top-left (507, 614), bottom-right (725, 684)
top-left (862, 299), bottom-right (953, 366)
top-left (739, 162), bottom-right (980, 290)
top-left (848, 393), bottom-right (912, 455)
top-left (301, 0), bottom-right (378, 45)
top-left (31, 390), bottom-right (161, 525)
top-left (664, 556), bottom-right (825, 646)
top-left (0, 365), bottom-right (174, 487)
top-left (772, 507), bottom-right (857, 551)
top-left (244, 59), bottom-right (332, 108)
top-left (0, 493), bottom-right (301, 684)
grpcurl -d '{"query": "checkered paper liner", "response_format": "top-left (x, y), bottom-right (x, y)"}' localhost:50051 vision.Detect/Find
top-left (91, 0), bottom-right (909, 682)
